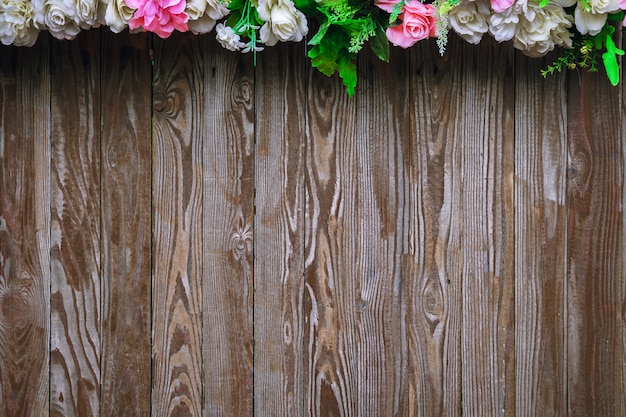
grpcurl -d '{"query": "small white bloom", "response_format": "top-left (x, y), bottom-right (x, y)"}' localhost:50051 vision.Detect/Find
top-left (448, 0), bottom-right (490, 45)
top-left (216, 23), bottom-right (245, 51)
top-left (0, 0), bottom-right (39, 46)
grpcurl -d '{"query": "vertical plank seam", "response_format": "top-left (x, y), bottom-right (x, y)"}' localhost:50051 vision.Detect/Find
top-left (47, 33), bottom-right (53, 417)
top-left (563, 62), bottom-right (569, 417)
top-left (149, 33), bottom-right (155, 417)
top-left (99, 30), bottom-right (104, 417)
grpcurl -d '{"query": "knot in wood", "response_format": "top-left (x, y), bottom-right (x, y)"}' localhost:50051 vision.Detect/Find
top-left (153, 92), bottom-right (168, 112)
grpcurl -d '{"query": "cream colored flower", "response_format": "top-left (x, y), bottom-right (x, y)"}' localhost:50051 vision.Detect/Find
top-left (258, 0), bottom-right (307, 46)
top-left (574, 0), bottom-right (620, 35)
top-left (101, 0), bottom-right (134, 33)
top-left (187, 0), bottom-right (229, 34)
top-left (448, 0), bottom-right (490, 45)
top-left (0, 0), bottom-right (39, 46)
top-left (514, 1), bottom-right (573, 57)
top-left (33, 0), bottom-right (81, 40)
top-left (488, 0), bottom-right (527, 42)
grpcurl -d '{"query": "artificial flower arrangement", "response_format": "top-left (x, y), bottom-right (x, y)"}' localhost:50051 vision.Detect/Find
top-left (1, 0), bottom-right (624, 94)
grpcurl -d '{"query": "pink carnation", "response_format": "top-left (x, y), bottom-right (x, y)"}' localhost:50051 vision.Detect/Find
top-left (126, 0), bottom-right (189, 38)
top-left (386, 0), bottom-right (437, 48)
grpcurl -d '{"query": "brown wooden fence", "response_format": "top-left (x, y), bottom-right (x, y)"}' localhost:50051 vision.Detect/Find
top-left (0, 28), bottom-right (624, 417)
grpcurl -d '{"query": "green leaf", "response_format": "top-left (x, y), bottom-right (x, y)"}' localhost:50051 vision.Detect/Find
top-left (538, 0), bottom-right (549, 6)
top-left (602, 34), bottom-right (624, 86)
top-left (309, 21), bottom-right (331, 46)
top-left (337, 53), bottom-right (357, 96)
top-left (228, 0), bottom-right (244, 12)
top-left (370, 23), bottom-right (389, 62)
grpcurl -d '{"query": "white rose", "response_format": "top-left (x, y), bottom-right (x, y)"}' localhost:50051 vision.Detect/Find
top-left (102, 0), bottom-right (134, 33)
top-left (187, 0), bottom-right (229, 34)
top-left (258, 0), bottom-right (307, 45)
top-left (0, 0), bottom-right (39, 46)
top-left (489, 0), bottom-right (527, 42)
top-left (514, 1), bottom-right (573, 57)
top-left (216, 23), bottom-right (245, 51)
top-left (448, 0), bottom-right (490, 45)
top-left (74, 0), bottom-right (99, 29)
top-left (33, 0), bottom-right (81, 40)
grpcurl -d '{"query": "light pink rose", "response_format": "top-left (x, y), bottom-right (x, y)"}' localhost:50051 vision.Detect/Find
top-left (375, 0), bottom-right (400, 13)
top-left (386, 0), bottom-right (437, 48)
top-left (126, 0), bottom-right (188, 38)
top-left (491, 0), bottom-right (515, 12)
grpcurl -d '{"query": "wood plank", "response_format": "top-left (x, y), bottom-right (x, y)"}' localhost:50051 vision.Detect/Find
top-left (514, 52), bottom-right (567, 417)
top-left (404, 37), bottom-right (465, 417)
top-left (253, 42), bottom-right (307, 416)
top-left (452, 36), bottom-right (516, 416)
top-left (203, 36), bottom-right (255, 416)
top-left (49, 30), bottom-right (102, 417)
top-left (351, 46), bottom-right (411, 416)
top-left (304, 44), bottom-right (409, 415)
top-left (0, 36), bottom-right (51, 417)
top-left (566, 69), bottom-right (624, 416)
top-left (151, 32), bottom-right (204, 417)
top-left (303, 56), bottom-right (358, 417)
top-left (99, 30), bottom-right (152, 417)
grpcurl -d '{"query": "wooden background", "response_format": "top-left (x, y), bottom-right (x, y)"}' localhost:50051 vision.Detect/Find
top-left (0, 28), bottom-right (624, 417)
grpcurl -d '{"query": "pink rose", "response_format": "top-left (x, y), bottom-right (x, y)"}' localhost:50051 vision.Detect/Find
top-left (375, 0), bottom-right (400, 13)
top-left (386, 0), bottom-right (437, 48)
top-left (126, 0), bottom-right (188, 38)
top-left (490, 0), bottom-right (515, 12)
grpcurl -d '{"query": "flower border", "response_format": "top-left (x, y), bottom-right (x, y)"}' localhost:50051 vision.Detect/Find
top-left (1, 0), bottom-right (624, 94)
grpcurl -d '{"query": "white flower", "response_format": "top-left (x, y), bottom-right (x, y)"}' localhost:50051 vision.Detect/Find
top-left (74, 0), bottom-right (99, 29)
top-left (0, 0), bottom-right (39, 46)
top-left (488, 0), bottom-right (527, 42)
top-left (257, 0), bottom-right (307, 46)
top-left (216, 23), bottom-right (245, 51)
top-left (448, 0), bottom-right (490, 45)
top-left (187, 0), bottom-right (229, 34)
top-left (101, 0), bottom-right (134, 33)
top-left (573, 0), bottom-right (619, 35)
top-left (33, 0), bottom-right (81, 40)
top-left (514, 1), bottom-right (573, 57)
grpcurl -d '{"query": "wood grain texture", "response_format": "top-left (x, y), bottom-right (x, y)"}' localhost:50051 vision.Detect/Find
top-left (456, 36), bottom-right (516, 417)
top-left (566, 69), bottom-right (624, 417)
top-left (0, 35), bottom-right (51, 417)
top-left (514, 52), bottom-right (567, 417)
top-left (303, 59), bottom-right (357, 417)
top-left (304, 44), bottom-right (408, 415)
top-left (202, 36), bottom-right (255, 416)
top-left (99, 30), bottom-right (152, 417)
top-left (49, 31), bottom-right (102, 417)
top-left (152, 33), bottom-right (204, 417)
top-left (253, 42), bottom-right (306, 416)
top-left (405, 38), bottom-right (465, 417)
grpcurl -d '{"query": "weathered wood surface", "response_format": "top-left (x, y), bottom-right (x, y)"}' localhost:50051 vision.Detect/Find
top-left (50, 30), bottom-right (101, 417)
top-left (99, 30), bottom-right (153, 417)
top-left (0, 36), bottom-right (51, 417)
top-left (0, 30), bottom-right (624, 417)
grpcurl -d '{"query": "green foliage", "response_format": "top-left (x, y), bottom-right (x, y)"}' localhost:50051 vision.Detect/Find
top-left (305, 0), bottom-right (390, 95)
top-left (542, 16), bottom-right (624, 86)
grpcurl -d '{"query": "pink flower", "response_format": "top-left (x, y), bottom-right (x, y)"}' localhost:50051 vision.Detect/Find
top-left (375, 0), bottom-right (400, 13)
top-left (126, 0), bottom-right (188, 38)
top-left (386, 0), bottom-right (437, 48)
top-left (490, 0), bottom-right (515, 12)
